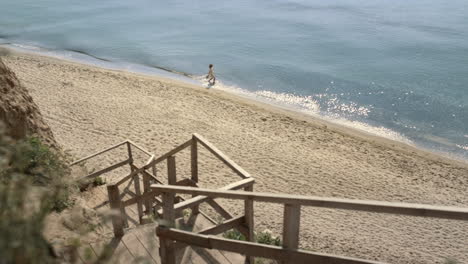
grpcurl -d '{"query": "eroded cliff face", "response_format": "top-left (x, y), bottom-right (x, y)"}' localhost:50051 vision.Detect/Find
top-left (0, 56), bottom-right (57, 147)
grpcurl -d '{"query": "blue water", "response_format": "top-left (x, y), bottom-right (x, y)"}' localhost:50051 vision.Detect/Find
top-left (1, 0), bottom-right (467, 160)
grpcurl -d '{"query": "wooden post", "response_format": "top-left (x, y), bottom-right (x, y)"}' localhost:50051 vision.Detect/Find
top-left (152, 163), bottom-right (157, 179)
top-left (159, 191), bottom-right (176, 264)
top-left (160, 157), bottom-right (177, 264)
top-left (134, 173), bottom-right (144, 224)
top-left (191, 137), bottom-right (200, 214)
top-left (244, 185), bottom-right (255, 264)
top-left (107, 185), bottom-right (125, 237)
top-left (143, 172), bottom-right (152, 214)
top-left (127, 142), bottom-right (133, 173)
top-left (167, 156), bottom-right (177, 185)
top-left (282, 204), bottom-right (301, 264)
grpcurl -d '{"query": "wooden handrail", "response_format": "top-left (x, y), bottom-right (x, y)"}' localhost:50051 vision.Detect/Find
top-left (127, 140), bottom-right (154, 156)
top-left (70, 141), bottom-right (128, 165)
top-left (148, 139), bottom-right (192, 167)
top-left (151, 185), bottom-right (468, 221)
top-left (156, 227), bottom-right (384, 264)
top-left (79, 159), bottom-right (130, 181)
top-left (193, 133), bottom-right (251, 179)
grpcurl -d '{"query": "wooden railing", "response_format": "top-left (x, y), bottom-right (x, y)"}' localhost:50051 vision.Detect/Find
top-left (152, 185), bottom-right (468, 264)
top-left (101, 134), bottom-right (255, 240)
top-left (70, 140), bottom-right (154, 182)
top-left (70, 140), bottom-right (157, 236)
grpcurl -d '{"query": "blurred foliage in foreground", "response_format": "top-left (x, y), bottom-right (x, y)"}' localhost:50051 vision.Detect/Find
top-left (0, 125), bottom-right (73, 263)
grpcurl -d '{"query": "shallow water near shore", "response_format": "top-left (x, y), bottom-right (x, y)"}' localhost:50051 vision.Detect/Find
top-left (1, 0), bottom-right (467, 161)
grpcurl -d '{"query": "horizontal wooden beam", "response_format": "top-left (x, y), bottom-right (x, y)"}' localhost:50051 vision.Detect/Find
top-left (121, 190), bottom-right (160, 207)
top-left (193, 133), bottom-right (251, 179)
top-left (155, 178), bottom-right (255, 215)
top-left (199, 215), bottom-right (245, 235)
top-left (151, 185), bottom-right (468, 221)
top-left (156, 227), bottom-right (383, 264)
top-left (71, 141), bottom-right (128, 165)
top-left (148, 139), bottom-right (193, 167)
top-left (79, 159), bottom-right (130, 181)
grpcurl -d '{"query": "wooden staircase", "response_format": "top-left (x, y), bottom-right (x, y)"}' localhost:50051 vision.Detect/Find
top-left (71, 134), bottom-right (468, 264)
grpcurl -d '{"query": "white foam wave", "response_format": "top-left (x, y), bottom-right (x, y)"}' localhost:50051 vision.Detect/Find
top-left (193, 76), bottom-right (411, 144)
top-left (11, 43), bottom-right (42, 51)
top-left (456, 144), bottom-right (468, 151)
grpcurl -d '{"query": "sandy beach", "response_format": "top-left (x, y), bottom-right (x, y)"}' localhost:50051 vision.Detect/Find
top-left (3, 49), bottom-right (468, 263)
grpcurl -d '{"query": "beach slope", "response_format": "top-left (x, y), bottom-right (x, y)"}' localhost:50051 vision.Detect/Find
top-left (3, 50), bottom-right (468, 264)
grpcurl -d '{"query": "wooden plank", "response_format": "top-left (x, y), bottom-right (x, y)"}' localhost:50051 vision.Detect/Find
top-left (155, 178), bottom-right (255, 215)
top-left (193, 133), bottom-right (251, 179)
top-left (182, 245), bottom-right (232, 264)
top-left (71, 141), bottom-right (128, 165)
top-left (133, 225), bottom-right (161, 264)
top-left (121, 233), bottom-right (155, 263)
top-left (156, 228), bottom-right (384, 264)
top-left (180, 214), bottom-right (235, 264)
top-left (151, 185), bottom-right (468, 221)
top-left (121, 201), bottom-right (139, 228)
top-left (80, 159), bottom-right (130, 181)
top-left (107, 185), bottom-right (125, 237)
top-left (149, 139), bottom-right (192, 166)
top-left (91, 238), bottom-right (135, 264)
top-left (282, 204), bottom-right (301, 252)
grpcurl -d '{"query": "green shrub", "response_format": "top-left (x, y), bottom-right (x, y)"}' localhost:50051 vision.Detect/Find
top-left (6, 137), bottom-right (69, 185)
top-left (223, 229), bottom-right (247, 241)
top-left (7, 136), bottom-right (74, 212)
top-left (256, 229), bottom-right (281, 246)
top-left (93, 176), bottom-right (106, 186)
top-left (223, 228), bottom-right (281, 247)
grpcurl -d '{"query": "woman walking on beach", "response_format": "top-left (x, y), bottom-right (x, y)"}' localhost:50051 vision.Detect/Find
top-left (206, 64), bottom-right (216, 85)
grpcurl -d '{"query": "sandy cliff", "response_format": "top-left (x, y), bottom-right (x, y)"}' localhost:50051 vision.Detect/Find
top-left (0, 54), bottom-right (57, 147)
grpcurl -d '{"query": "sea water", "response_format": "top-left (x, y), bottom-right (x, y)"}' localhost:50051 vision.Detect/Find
top-left (1, 0), bottom-right (467, 160)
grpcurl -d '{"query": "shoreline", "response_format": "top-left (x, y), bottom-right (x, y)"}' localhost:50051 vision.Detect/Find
top-left (3, 48), bottom-right (468, 263)
top-left (2, 45), bottom-right (466, 167)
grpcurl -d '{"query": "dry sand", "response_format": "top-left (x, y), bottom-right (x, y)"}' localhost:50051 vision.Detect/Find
top-left (3, 49), bottom-right (468, 264)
